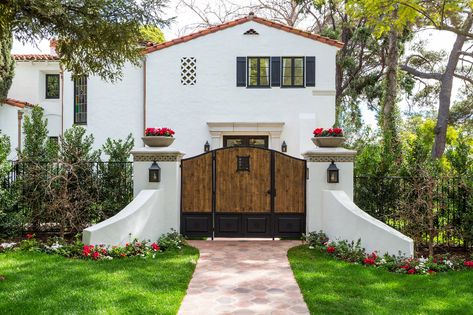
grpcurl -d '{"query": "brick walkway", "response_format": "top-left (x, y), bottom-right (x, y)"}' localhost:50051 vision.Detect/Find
top-left (178, 240), bottom-right (310, 315)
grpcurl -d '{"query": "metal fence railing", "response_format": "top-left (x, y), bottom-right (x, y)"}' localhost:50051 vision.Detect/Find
top-left (354, 175), bottom-right (472, 249)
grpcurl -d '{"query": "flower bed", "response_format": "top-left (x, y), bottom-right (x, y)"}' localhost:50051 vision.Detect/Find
top-left (144, 127), bottom-right (175, 137)
top-left (305, 231), bottom-right (473, 275)
top-left (0, 230), bottom-right (186, 261)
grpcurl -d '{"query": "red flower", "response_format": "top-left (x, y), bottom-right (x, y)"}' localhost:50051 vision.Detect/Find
top-left (120, 253), bottom-right (126, 257)
top-left (400, 265), bottom-right (410, 270)
top-left (151, 243), bottom-right (160, 252)
top-left (327, 246), bottom-right (336, 253)
top-left (407, 269), bottom-right (416, 274)
top-left (313, 128), bottom-right (323, 136)
top-left (25, 233), bottom-right (33, 239)
top-left (363, 258), bottom-right (376, 265)
top-left (92, 252), bottom-right (100, 260)
top-left (464, 261), bottom-right (473, 268)
top-left (82, 245), bottom-right (91, 257)
top-left (428, 269), bottom-right (435, 274)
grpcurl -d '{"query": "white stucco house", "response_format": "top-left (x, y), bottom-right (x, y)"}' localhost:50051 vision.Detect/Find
top-left (3, 14), bottom-right (414, 256)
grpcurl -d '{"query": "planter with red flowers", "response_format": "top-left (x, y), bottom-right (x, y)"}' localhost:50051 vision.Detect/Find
top-left (142, 127), bottom-right (175, 147)
top-left (312, 127), bottom-right (345, 147)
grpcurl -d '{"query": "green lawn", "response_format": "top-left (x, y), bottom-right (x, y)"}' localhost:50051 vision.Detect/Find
top-left (288, 246), bottom-right (473, 315)
top-left (0, 247), bottom-right (198, 315)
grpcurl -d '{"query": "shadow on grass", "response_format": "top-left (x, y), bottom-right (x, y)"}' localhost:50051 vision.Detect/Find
top-left (0, 247), bottom-right (199, 315)
top-left (288, 245), bottom-right (473, 315)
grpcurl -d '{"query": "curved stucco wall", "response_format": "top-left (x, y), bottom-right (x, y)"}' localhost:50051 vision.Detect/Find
top-left (322, 190), bottom-right (414, 257)
top-left (83, 189), bottom-right (167, 246)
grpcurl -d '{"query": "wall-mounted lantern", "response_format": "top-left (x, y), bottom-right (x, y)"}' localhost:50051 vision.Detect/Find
top-left (281, 141), bottom-right (287, 153)
top-left (327, 160), bottom-right (339, 183)
top-left (149, 161), bottom-right (161, 182)
top-left (204, 141), bottom-right (210, 152)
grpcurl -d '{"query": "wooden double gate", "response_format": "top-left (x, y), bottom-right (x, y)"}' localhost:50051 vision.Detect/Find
top-left (180, 147), bottom-right (306, 238)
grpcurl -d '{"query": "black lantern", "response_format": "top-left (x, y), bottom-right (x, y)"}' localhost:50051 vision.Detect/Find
top-left (204, 141), bottom-right (210, 152)
top-left (149, 161), bottom-right (161, 182)
top-left (281, 141), bottom-right (287, 153)
top-left (327, 161), bottom-right (339, 183)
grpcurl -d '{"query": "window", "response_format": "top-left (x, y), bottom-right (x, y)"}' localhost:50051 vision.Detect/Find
top-left (223, 136), bottom-right (268, 149)
top-left (248, 57), bottom-right (270, 87)
top-left (236, 156), bottom-right (250, 172)
top-left (45, 74), bottom-right (60, 99)
top-left (73, 75), bottom-right (87, 125)
top-left (282, 57), bottom-right (304, 87)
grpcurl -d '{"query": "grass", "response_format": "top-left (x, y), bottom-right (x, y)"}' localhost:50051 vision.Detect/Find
top-left (288, 245), bottom-right (473, 315)
top-left (0, 247), bottom-right (198, 315)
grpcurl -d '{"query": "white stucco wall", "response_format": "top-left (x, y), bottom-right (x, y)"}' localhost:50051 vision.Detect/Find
top-left (146, 20), bottom-right (338, 158)
top-left (62, 63), bottom-right (145, 152)
top-left (8, 61), bottom-right (62, 137)
top-left (322, 190), bottom-right (414, 257)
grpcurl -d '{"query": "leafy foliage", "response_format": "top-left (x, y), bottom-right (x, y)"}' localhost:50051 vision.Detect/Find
top-left (0, 25), bottom-right (14, 100)
top-left (139, 25), bottom-right (166, 44)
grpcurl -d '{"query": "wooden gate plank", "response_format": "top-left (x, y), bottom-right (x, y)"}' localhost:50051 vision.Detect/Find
top-left (182, 153), bottom-right (213, 213)
top-left (274, 152), bottom-right (305, 213)
top-left (216, 148), bottom-right (271, 213)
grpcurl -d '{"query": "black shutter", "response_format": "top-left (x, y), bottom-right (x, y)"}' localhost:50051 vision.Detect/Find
top-left (306, 56), bottom-right (316, 87)
top-left (236, 57), bottom-right (246, 87)
top-left (271, 57), bottom-right (281, 87)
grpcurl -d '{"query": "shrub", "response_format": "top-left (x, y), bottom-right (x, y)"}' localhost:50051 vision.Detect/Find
top-left (158, 229), bottom-right (187, 250)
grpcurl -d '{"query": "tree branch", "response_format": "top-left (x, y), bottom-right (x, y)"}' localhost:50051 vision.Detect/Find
top-left (453, 73), bottom-right (473, 84)
top-left (400, 64), bottom-right (442, 80)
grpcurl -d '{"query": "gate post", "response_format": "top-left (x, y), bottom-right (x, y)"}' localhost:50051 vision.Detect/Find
top-left (131, 147), bottom-right (185, 231)
top-left (302, 147), bottom-right (357, 232)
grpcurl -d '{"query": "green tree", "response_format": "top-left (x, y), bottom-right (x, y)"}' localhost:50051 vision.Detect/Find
top-left (139, 25), bottom-right (166, 44)
top-left (0, 0), bottom-right (171, 99)
top-left (0, 25), bottom-right (14, 100)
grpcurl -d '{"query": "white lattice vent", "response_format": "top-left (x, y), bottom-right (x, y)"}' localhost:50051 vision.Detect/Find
top-left (180, 57), bottom-right (197, 85)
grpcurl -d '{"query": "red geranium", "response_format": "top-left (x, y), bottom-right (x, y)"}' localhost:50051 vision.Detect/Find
top-left (407, 269), bottom-right (416, 275)
top-left (400, 265), bottom-right (410, 270)
top-left (92, 252), bottom-right (100, 260)
top-left (151, 243), bottom-right (160, 252)
top-left (25, 233), bottom-right (33, 239)
top-left (464, 261), bottom-right (473, 268)
top-left (312, 127), bottom-right (344, 137)
top-left (363, 258), bottom-right (376, 265)
top-left (145, 127), bottom-right (175, 137)
top-left (327, 246), bottom-right (336, 253)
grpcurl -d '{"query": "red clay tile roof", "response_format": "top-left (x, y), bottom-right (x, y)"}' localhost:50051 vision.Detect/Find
top-left (3, 98), bottom-right (35, 109)
top-left (13, 54), bottom-right (59, 61)
top-left (146, 15), bottom-right (344, 54)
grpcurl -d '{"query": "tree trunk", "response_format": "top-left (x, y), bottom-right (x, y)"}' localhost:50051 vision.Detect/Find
top-left (431, 16), bottom-right (472, 158)
top-left (380, 24), bottom-right (401, 168)
top-left (0, 27), bottom-right (14, 100)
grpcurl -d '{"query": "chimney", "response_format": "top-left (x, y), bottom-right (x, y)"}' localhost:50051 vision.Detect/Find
top-left (49, 39), bottom-right (57, 56)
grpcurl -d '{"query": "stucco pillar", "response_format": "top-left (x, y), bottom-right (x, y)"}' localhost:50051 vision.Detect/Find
top-left (131, 147), bottom-right (185, 231)
top-left (302, 147), bottom-right (357, 232)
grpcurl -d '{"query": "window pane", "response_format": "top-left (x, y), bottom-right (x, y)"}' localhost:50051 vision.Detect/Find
top-left (248, 58), bottom-right (258, 86)
top-left (249, 138), bottom-right (266, 148)
top-left (259, 58), bottom-right (270, 86)
top-left (74, 75), bottom-right (87, 124)
top-left (226, 139), bottom-right (245, 147)
top-left (294, 76), bottom-right (304, 86)
top-left (46, 74), bottom-right (60, 99)
top-left (294, 58), bottom-right (304, 68)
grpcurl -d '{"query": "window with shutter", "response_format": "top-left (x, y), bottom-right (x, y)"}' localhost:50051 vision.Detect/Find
top-left (247, 57), bottom-right (270, 88)
top-left (281, 57), bottom-right (304, 87)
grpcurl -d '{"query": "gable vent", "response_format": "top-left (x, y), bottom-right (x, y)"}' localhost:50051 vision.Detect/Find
top-left (243, 28), bottom-right (259, 35)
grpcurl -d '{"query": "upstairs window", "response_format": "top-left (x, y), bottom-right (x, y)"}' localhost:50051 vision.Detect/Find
top-left (282, 57), bottom-right (304, 87)
top-left (73, 75), bottom-right (87, 125)
top-left (248, 57), bottom-right (270, 87)
top-left (45, 74), bottom-right (60, 99)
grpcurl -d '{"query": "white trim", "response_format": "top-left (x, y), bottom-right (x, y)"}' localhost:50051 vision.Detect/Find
top-left (206, 122), bottom-right (285, 150)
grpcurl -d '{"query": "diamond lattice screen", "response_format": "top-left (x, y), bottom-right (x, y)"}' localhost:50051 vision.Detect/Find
top-left (181, 57), bottom-right (197, 85)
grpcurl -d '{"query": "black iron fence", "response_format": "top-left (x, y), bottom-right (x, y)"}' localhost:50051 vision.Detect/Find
top-left (355, 176), bottom-right (473, 250)
top-left (1, 161), bottom-right (133, 235)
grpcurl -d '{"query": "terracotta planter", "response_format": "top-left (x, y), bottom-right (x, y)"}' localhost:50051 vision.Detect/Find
top-left (312, 137), bottom-right (346, 148)
top-left (142, 136), bottom-right (175, 147)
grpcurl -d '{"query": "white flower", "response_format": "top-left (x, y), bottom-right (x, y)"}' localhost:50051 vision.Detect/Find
top-left (379, 258), bottom-right (386, 264)
top-left (418, 257), bottom-right (428, 263)
top-left (309, 246), bottom-right (315, 250)
top-left (51, 242), bottom-right (63, 250)
top-left (104, 256), bottom-right (113, 260)
top-left (0, 242), bottom-right (16, 249)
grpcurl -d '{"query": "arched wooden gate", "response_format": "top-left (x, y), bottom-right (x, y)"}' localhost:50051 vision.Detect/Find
top-left (180, 147), bottom-right (306, 238)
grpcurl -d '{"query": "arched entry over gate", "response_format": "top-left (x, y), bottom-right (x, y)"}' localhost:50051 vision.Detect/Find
top-left (181, 147), bottom-right (306, 238)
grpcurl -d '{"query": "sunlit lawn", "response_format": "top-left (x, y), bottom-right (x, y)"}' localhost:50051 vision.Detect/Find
top-left (0, 247), bottom-right (198, 315)
top-left (288, 246), bottom-right (473, 315)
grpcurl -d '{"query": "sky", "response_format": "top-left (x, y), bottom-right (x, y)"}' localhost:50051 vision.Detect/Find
top-left (11, 0), bottom-right (459, 128)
